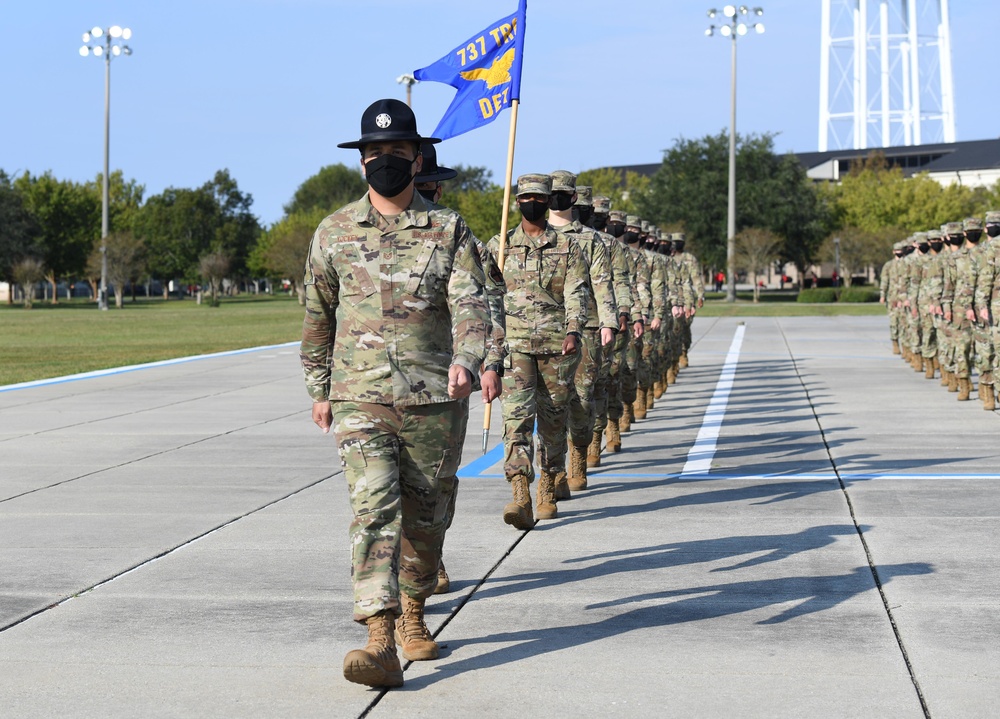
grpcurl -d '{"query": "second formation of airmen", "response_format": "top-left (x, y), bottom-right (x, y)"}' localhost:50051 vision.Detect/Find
top-left (299, 99), bottom-right (704, 689)
top-left (880, 211), bottom-right (1000, 410)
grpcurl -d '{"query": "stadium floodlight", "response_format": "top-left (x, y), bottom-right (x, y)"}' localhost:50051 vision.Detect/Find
top-left (79, 25), bottom-right (134, 311)
top-left (704, 5), bottom-right (766, 303)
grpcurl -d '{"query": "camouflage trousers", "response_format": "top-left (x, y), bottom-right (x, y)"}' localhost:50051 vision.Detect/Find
top-left (948, 320), bottom-right (973, 378)
top-left (332, 400), bottom-right (465, 623)
top-left (906, 308), bottom-right (923, 355)
top-left (919, 307), bottom-right (937, 358)
top-left (682, 314), bottom-right (693, 353)
top-left (888, 306), bottom-right (905, 341)
top-left (972, 321), bottom-right (995, 378)
top-left (622, 334), bottom-right (645, 405)
top-left (566, 328), bottom-right (604, 446)
top-left (593, 332), bottom-right (623, 432)
top-left (501, 350), bottom-right (580, 481)
top-left (639, 327), bottom-right (659, 390)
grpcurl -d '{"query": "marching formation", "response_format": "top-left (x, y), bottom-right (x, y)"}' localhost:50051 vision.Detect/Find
top-left (298, 99), bottom-right (704, 689)
top-left (880, 211), bottom-right (1000, 410)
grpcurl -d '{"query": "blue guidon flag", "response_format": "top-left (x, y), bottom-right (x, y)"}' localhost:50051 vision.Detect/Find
top-left (414, 0), bottom-right (527, 140)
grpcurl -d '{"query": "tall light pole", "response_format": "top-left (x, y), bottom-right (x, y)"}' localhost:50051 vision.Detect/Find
top-left (396, 73), bottom-right (418, 108)
top-left (80, 26), bottom-right (133, 311)
top-left (706, 6), bottom-right (764, 302)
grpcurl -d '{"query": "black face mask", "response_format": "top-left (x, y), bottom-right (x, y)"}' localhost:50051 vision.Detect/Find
top-left (930, 241), bottom-right (944, 252)
top-left (365, 154), bottom-right (415, 198)
top-left (673, 241), bottom-right (685, 253)
top-left (658, 244), bottom-right (670, 255)
top-left (986, 226), bottom-right (1000, 238)
top-left (623, 230), bottom-right (639, 244)
top-left (607, 222), bottom-right (625, 238)
top-left (903, 245), bottom-right (915, 255)
top-left (918, 242), bottom-right (930, 253)
top-left (947, 235), bottom-right (964, 246)
top-left (549, 192), bottom-right (574, 211)
top-left (575, 206), bottom-right (593, 225)
top-left (967, 230), bottom-right (983, 244)
top-left (417, 187), bottom-right (438, 203)
top-left (592, 213), bottom-right (608, 231)
top-left (518, 199), bottom-right (548, 222)
top-left (893, 252), bottom-right (903, 259)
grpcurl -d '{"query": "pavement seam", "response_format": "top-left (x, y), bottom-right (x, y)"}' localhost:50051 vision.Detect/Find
top-left (357, 527), bottom-right (534, 717)
top-left (0, 472), bottom-right (336, 636)
top-left (776, 317), bottom-right (933, 719)
top-left (0, 407), bottom-right (306, 504)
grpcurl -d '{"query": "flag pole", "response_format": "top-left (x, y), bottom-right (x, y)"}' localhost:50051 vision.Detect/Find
top-left (483, 97), bottom-right (520, 455)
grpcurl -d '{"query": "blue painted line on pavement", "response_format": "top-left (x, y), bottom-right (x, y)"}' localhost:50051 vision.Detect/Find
top-left (458, 442), bottom-right (505, 477)
top-left (0, 341), bottom-right (301, 393)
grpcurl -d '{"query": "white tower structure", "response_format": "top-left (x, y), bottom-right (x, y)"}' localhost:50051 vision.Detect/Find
top-left (818, 0), bottom-right (955, 151)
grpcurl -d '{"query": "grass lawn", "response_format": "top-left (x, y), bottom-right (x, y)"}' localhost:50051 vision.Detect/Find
top-left (0, 292), bottom-right (889, 387)
top-left (0, 295), bottom-right (304, 386)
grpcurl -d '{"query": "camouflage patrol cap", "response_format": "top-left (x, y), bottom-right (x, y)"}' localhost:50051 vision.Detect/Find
top-left (649, 225), bottom-right (659, 237)
top-left (893, 241), bottom-right (904, 251)
top-left (516, 173), bottom-right (552, 197)
top-left (943, 221), bottom-right (963, 235)
top-left (593, 195), bottom-right (611, 214)
top-left (641, 220), bottom-right (650, 233)
top-left (574, 186), bottom-right (593, 206)
top-left (626, 214), bottom-right (641, 228)
top-left (926, 229), bottom-right (942, 240)
top-left (963, 217), bottom-right (983, 231)
top-left (986, 211), bottom-right (1000, 225)
top-left (671, 232), bottom-right (686, 242)
top-left (549, 170), bottom-right (577, 193)
top-left (913, 231), bottom-right (928, 242)
top-left (609, 209), bottom-right (627, 222)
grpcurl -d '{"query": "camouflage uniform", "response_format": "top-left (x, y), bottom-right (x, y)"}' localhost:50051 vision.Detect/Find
top-left (941, 226), bottom-right (974, 392)
top-left (973, 213), bottom-right (1000, 407)
top-left (622, 215), bottom-right (655, 426)
top-left (917, 232), bottom-right (945, 373)
top-left (301, 190), bottom-right (491, 622)
top-left (584, 195), bottom-right (634, 464)
top-left (486, 174), bottom-right (589, 491)
top-left (547, 176), bottom-right (617, 468)
top-left (879, 245), bottom-right (902, 353)
top-left (905, 236), bottom-right (928, 368)
top-left (636, 223), bottom-right (668, 416)
top-left (673, 233), bottom-right (704, 366)
top-left (961, 218), bottom-right (996, 401)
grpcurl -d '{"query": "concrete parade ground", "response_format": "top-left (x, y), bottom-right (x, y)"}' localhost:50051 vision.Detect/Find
top-left (1, 316), bottom-right (998, 718)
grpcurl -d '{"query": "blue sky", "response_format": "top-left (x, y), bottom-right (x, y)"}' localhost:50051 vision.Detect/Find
top-left (1, 1), bottom-right (993, 226)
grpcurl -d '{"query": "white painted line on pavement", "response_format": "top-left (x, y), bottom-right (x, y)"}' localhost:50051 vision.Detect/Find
top-left (679, 324), bottom-right (746, 477)
top-left (0, 341), bottom-right (301, 393)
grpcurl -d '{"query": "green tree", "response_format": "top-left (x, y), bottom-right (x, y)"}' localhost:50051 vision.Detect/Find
top-left (0, 170), bottom-right (40, 303)
top-left (734, 228), bottom-right (782, 302)
top-left (283, 163), bottom-right (367, 216)
top-left (250, 208), bottom-right (327, 304)
top-left (439, 185), bottom-right (518, 244)
top-left (199, 251), bottom-right (231, 307)
top-left (448, 164), bottom-right (494, 193)
top-left (637, 132), bottom-right (831, 285)
top-left (87, 231), bottom-right (147, 308)
top-left (13, 171), bottom-right (100, 303)
top-left (11, 257), bottom-right (45, 308)
top-left (576, 167), bottom-right (649, 214)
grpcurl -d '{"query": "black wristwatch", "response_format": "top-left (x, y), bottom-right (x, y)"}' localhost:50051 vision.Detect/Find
top-left (484, 362), bottom-right (504, 377)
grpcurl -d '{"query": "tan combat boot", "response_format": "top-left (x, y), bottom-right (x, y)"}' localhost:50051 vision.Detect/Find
top-left (940, 368), bottom-right (950, 388)
top-left (553, 471), bottom-right (570, 500)
top-left (395, 594), bottom-right (438, 661)
top-left (679, 352), bottom-right (689, 368)
top-left (670, 362), bottom-right (680, 383)
top-left (536, 470), bottom-right (557, 519)
top-left (621, 403), bottom-right (633, 433)
top-left (958, 378), bottom-right (971, 401)
top-left (343, 613), bottom-right (404, 688)
top-left (434, 559), bottom-right (450, 595)
top-left (568, 444), bottom-right (588, 491)
top-left (605, 418), bottom-right (622, 453)
top-left (587, 430), bottom-right (602, 467)
top-left (983, 375), bottom-right (996, 411)
top-left (923, 357), bottom-right (934, 379)
top-left (633, 390), bottom-right (647, 420)
top-left (913, 355), bottom-right (924, 372)
top-left (652, 380), bottom-right (665, 400)
top-left (947, 373), bottom-right (959, 393)
top-left (645, 386), bottom-right (655, 411)
top-left (891, 340), bottom-right (900, 355)
top-left (502, 475), bottom-right (535, 529)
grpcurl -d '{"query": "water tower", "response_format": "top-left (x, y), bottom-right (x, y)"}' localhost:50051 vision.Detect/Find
top-left (818, 0), bottom-right (955, 151)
